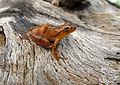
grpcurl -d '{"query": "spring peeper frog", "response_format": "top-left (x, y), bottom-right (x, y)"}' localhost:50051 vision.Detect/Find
top-left (27, 22), bottom-right (76, 62)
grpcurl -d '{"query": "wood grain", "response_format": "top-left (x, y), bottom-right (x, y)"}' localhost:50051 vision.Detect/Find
top-left (0, 0), bottom-right (120, 85)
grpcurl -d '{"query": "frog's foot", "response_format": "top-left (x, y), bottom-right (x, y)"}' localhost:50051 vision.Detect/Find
top-left (51, 47), bottom-right (61, 63)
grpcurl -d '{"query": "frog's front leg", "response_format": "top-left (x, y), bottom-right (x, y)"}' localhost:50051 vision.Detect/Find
top-left (51, 46), bottom-right (61, 63)
top-left (50, 39), bottom-right (61, 62)
top-left (49, 39), bottom-right (60, 48)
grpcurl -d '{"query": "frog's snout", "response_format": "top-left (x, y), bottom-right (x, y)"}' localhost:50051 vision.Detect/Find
top-left (73, 27), bottom-right (76, 31)
top-left (70, 26), bottom-right (76, 32)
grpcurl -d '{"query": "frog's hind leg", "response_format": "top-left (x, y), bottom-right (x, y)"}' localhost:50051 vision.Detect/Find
top-left (27, 32), bottom-right (52, 48)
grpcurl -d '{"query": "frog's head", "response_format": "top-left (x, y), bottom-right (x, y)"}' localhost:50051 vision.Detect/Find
top-left (61, 22), bottom-right (76, 34)
top-left (63, 26), bottom-right (76, 34)
top-left (57, 25), bottom-right (76, 39)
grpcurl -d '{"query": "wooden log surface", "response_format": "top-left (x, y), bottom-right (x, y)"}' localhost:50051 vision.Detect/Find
top-left (0, 0), bottom-right (120, 85)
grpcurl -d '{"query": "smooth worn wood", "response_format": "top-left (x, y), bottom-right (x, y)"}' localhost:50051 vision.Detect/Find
top-left (0, 0), bottom-right (120, 85)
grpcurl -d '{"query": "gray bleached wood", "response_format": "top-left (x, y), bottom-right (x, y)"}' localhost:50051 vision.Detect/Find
top-left (0, 0), bottom-right (120, 85)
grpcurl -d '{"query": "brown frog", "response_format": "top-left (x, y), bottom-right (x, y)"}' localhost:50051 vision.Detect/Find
top-left (27, 22), bottom-right (76, 62)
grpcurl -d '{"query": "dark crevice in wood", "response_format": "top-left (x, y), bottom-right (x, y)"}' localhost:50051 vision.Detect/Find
top-left (32, 45), bottom-right (36, 84)
top-left (106, 0), bottom-right (120, 9)
top-left (0, 26), bottom-right (6, 46)
top-left (104, 57), bottom-right (120, 62)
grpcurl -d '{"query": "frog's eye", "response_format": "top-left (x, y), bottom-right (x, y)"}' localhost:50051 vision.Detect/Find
top-left (64, 26), bottom-right (70, 32)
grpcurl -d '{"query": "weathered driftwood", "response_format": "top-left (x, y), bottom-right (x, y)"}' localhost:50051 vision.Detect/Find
top-left (0, 0), bottom-right (120, 85)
